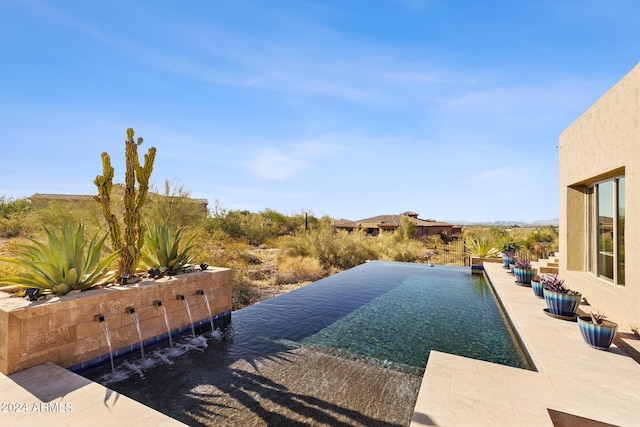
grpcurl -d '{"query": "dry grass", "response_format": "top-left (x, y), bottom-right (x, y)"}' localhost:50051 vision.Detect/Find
top-left (276, 256), bottom-right (326, 285)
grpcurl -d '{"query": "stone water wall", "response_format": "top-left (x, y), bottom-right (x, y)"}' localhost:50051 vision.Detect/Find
top-left (0, 268), bottom-right (231, 375)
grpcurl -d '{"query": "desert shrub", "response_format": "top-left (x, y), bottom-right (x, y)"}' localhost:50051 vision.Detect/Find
top-left (278, 220), bottom-right (377, 270)
top-left (276, 256), bottom-right (326, 284)
top-left (146, 180), bottom-right (209, 230)
top-left (231, 276), bottom-right (259, 310)
top-left (0, 197), bottom-right (36, 238)
top-left (35, 199), bottom-right (105, 238)
top-left (524, 226), bottom-right (558, 260)
top-left (377, 236), bottom-right (423, 262)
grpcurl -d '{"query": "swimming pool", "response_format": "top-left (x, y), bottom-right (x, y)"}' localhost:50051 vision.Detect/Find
top-left (81, 261), bottom-right (531, 425)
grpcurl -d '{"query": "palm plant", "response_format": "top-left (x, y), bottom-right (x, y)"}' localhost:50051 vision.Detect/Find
top-left (0, 223), bottom-right (119, 295)
top-left (140, 222), bottom-right (195, 274)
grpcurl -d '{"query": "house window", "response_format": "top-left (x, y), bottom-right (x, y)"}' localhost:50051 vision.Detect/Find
top-left (588, 176), bottom-right (625, 285)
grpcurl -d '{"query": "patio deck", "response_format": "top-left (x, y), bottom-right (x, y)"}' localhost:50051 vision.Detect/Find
top-left (411, 262), bottom-right (640, 426)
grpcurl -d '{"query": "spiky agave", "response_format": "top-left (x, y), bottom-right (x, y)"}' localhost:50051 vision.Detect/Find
top-left (140, 222), bottom-right (195, 275)
top-left (0, 223), bottom-right (120, 295)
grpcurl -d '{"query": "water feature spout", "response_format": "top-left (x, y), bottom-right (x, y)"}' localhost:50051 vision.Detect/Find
top-left (94, 314), bottom-right (114, 372)
top-left (126, 306), bottom-right (145, 358)
top-left (196, 290), bottom-right (215, 331)
top-left (178, 296), bottom-right (196, 337)
top-left (154, 301), bottom-right (173, 347)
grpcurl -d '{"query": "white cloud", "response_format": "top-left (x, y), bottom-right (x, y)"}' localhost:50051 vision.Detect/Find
top-left (248, 148), bottom-right (304, 180)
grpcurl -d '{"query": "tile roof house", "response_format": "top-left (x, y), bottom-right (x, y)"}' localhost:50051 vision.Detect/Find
top-left (333, 211), bottom-right (461, 238)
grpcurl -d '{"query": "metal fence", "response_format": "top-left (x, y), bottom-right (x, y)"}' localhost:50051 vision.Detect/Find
top-left (437, 239), bottom-right (468, 266)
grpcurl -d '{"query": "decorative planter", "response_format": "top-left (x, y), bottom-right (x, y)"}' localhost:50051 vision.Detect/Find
top-left (577, 316), bottom-right (618, 350)
top-left (0, 268), bottom-right (232, 375)
top-left (502, 256), bottom-right (510, 268)
top-left (509, 263), bottom-right (516, 274)
top-left (543, 288), bottom-right (582, 318)
top-left (531, 279), bottom-right (544, 298)
top-left (514, 268), bottom-right (533, 285)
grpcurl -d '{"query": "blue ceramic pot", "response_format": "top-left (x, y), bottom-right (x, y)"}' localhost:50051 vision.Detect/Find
top-left (502, 256), bottom-right (510, 268)
top-left (509, 263), bottom-right (515, 274)
top-left (514, 268), bottom-right (533, 285)
top-left (543, 289), bottom-right (581, 317)
top-left (531, 279), bottom-right (544, 298)
top-left (577, 316), bottom-right (617, 350)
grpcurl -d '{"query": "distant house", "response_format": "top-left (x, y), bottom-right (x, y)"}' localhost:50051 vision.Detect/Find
top-left (333, 211), bottom-right (461, 238)
top-left (28, 193), bottom-right (95, 208)
top-left (29, 188), bottom-right (209, 214)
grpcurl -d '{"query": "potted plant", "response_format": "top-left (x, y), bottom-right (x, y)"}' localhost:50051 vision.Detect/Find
top-left (502, 250), bottom-right (515, 268)
top-left (531, 271), bottom-right (544, 298)
top-left (542, 274), bottom-right (582, 319)
top-left (577, 311), bottom-right (618, 350)
top-left (513, 259), bottom-right (533, 285)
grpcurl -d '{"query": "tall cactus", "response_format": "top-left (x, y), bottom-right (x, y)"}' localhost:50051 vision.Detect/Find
top-left (94, 128), bottom-right (156, 278)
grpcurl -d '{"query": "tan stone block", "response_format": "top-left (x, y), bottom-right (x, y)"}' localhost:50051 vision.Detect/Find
top-left (72, 335), bottom-right (101, 359)
top-left (76, 319), bottom-right (103, 340)
top-left (21, 326), bottom-right (76, 355)
top-left (135, 305), bottom-right (157, 322)
top-left (138, 287), bottom-right (162, 308)
top-left (96, 289), bottom-right (138, 317)
top-left (113, 323), bottom-right (138, 349)
top-left (73, 300), bottom-right (105, 325)
top-left (14, 349), bottom-right (58, 374)
top-left (170, 309), bottom-right (189, 330)
top-left (103, 313), bottom-right (122, 329)
top-left (141, 316), bottom-right (166, 340)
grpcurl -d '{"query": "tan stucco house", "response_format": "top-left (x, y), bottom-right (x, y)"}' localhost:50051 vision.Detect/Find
top-left (334, 212), bottom-right (461, 238)
top-left (559, 63), bottom-right (639, 327)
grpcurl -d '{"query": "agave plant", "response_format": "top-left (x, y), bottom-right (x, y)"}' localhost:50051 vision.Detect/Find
top-left (0, 223), bottom-right (119, 295)
top-left (466, 237), bottom-right (500, 258)
top-left (140, 222), bottom-right (195, 275)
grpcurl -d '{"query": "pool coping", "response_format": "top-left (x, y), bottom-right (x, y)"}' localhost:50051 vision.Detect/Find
top-left (410, 262), bottom-right (640, 426)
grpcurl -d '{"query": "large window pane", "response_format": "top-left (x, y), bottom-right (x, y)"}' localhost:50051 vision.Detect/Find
top-left (617, 177), bottom-right (625, 285)
top-left (597, 181), bottom-right (614, 280)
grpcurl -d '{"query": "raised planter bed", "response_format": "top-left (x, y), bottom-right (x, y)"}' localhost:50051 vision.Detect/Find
top-left (0, 268), bottom-right (231, 375)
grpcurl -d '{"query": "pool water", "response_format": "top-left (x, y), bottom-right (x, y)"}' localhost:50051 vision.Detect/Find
top-left (79, 261), bottom-right (531, 426)
top-left (300, 262), bottom-right (530, 371)
top-left (84, 261), bottom-right (530, 380)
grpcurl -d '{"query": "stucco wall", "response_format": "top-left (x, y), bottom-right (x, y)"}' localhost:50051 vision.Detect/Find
top-left (559, 63), bottom-right (640, 327)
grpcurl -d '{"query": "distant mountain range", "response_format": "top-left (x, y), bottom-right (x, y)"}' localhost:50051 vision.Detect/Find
top-left (445, 218), bottom-right (559, 227)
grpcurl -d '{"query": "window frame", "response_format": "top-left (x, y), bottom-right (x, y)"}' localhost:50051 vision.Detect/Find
top-left (587, 175), bottom-right (625, 286)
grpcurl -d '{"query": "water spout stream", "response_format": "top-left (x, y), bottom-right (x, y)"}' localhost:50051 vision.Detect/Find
top-left (177, 295), bottom-right (196, 338)
top-left (95, 315), bottom-right (115, 373)
top-left (154, 301), bottom-right (173, 347)
top-left (197, 290), bottom-right (215, 331)
top-left (126, 307), bottom-right (145, 358)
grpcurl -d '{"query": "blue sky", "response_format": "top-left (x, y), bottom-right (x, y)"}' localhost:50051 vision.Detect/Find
top-left (1, 1), bottom-right (639, 222)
